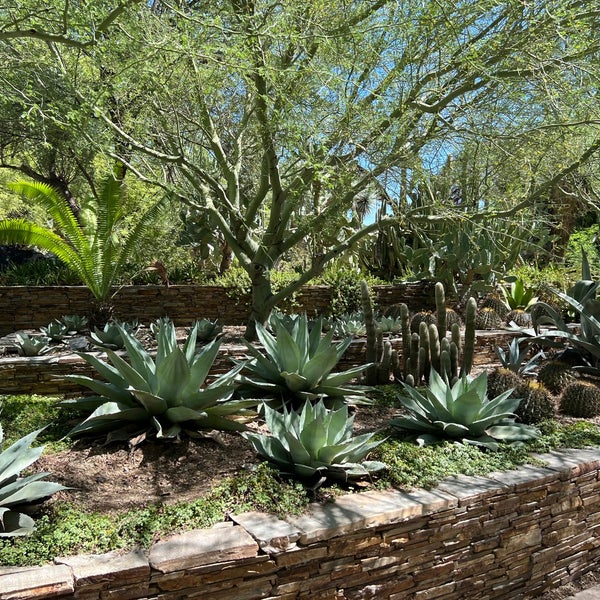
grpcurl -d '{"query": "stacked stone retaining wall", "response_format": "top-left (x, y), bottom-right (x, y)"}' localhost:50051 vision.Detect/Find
top-left (0, 283), bottom-right (439, 336)
top-left (1, 447), bottom-right (599, 599)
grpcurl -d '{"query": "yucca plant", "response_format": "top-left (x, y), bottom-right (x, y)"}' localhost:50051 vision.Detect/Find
top-left (238, 314), bottom-right (371, 406)
top-left (0, 176), bottom-right (163, 323)
top-left (242, 400), bottom-right (386, 485)
top-left (14, 333), bottom-right (51, 357)
top-left (0, 424), bottom-right (67, 536)
top-left (62, 321), bottom-right (256, 444)
top-left (391, 370), bottom-right (540, 450)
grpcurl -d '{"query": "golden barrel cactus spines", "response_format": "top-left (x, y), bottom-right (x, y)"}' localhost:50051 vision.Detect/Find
top-left (480, 293), bottom-right (510, 319)
top-left (506, 309), bottom-right (533, 328)
top-left (475, 306), bottom-right (504, 330)
top-left (514, 380), bottom-right (556, 424)
top-left (559, 381), bottom-right (600, 418)
top-left (537, 360), bottom-right (579, 396)
top-left (487, 367), bottom-right (524, 400)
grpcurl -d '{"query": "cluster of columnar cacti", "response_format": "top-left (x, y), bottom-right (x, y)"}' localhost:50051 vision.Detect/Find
top-left (360, 280), bottom-right (475, 386)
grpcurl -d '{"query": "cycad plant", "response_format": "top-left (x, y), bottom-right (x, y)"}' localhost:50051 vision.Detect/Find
top-left (0, 424), bottom-right (67, 536)
top-left (242, 400), bottom-right (386, 486)
top-left (391, 370), bottom-right (540, 450)
top-left (238, 314), bottom-right (371, 406)
top-left (62, 320), bottom-right (256, 444)
top-left (0, 176), bottom-right (163, 323)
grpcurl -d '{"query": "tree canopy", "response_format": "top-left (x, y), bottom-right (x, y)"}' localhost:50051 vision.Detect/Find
top-left (1, 0), bottom-right (599, 335)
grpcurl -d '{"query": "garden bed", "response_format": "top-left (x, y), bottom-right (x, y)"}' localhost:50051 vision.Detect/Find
top-left (1, 446), bottom-right (599, 599)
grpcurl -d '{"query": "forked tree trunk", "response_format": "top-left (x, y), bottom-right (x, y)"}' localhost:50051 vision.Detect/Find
top-left (244, 263), bottom-right (275, 341)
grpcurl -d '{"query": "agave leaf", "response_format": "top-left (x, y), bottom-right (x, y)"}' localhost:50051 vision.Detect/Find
top-left (155, 347), bottom-right (190, 404)
top-left (435, 421), bottom-right (470, 437)
top-left (183, 321), bottom-right (200, 363)
top-left (283, 431), bottom-right (313, 464)
top-left (486, 423), bottom-right (541, 441)
top-left (326, 406), bottom-right (352, 445)
top-left (293, 463), bottom-right (320, 478)
top-left (0, 508), bottom-right (35, 537)
top-left (0, 481), bottom-right (68, 507)
top-left (130, 389), bottom-right (169, 416)
top-left (0, 430), bottom-right (45, 485)
top-left (71, 352), bottom-right (128, 389)
top-left (187, 339), bottom-right (223, 392)
top-left (164, 406), bottom-right (207, 423)
top-left (103, 348), bottom-right (152, 393)
top-left (298, 419), bottom-right (328, 457)
top-left (255, 324), bottom-right (282, 368)
top-left (66, 402), bottom-right (148, 437)
top-left (242, 432), bottom-right (290, 465)
top-left (60, 395), bottom-right (108, 411)
top-left (324, 364), bottom-right (371, 387)
top-left (301, 347), bottom-right (339, 384)
top-left (192, 413), bottom-right (249, 432)
top-left (391, 415), bottom-right (440, 433)
top-left (281, 371), bottom-right (309, 393)
top-left (63, 375), bottom-right (133, 404)
top-left (451, 389), bottom-right (484, 424)
top-left (116, 328), bottom-right (156, 384)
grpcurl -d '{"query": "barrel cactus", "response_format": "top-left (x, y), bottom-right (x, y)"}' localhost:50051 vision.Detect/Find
top-left (487, 367), bottom-right (524, 400)
top-left (559, 381), bottom-right (600, 418)
top-left (514, 380), bottom-right (556, 424)
top-left (475, 307), bottom-right (504, 330)
top-left (410, 311), bottom-right (436, 334)
top-left (537, 360), bottom-right (578, 396)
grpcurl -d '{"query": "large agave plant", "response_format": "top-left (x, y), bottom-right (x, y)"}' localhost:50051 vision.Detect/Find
top-left (62, 321), bottom-right (256, 443)
top-left (238, 314), bottom-right (371, 405)
top-left (242, 400), bottom-right (386, 485)
top-left (0, 424), bottom-right (67, 536)
top-left (391, 370), bottom-right (540, 450)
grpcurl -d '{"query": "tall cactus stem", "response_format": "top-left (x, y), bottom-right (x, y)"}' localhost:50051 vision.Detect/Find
top-left (461, 297), bottom-right (477, 376)
top-left (435, 282), bottom-right (447, 340)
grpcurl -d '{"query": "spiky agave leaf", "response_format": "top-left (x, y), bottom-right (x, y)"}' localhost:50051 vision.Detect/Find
top-left (239, 316), bottom-right (371, 405)
top-left (63, 321), bottom-right (256, 443)
top-left (0, 428), bottom-right (67, 536)
top-left (391, 370), bottom-right (540, 448)
top-left (242, 400), bottom-right (386, 485)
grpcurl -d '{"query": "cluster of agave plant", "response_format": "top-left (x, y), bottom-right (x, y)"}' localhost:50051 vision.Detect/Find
top-left (1, 296), bottom-right (549, 536)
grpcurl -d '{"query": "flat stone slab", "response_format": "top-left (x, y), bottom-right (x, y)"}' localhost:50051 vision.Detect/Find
top-left (0, 564), bottom-right (73, 599)
top-left (435, 474), bottom-right (506, 503)
top-left (485, 464), bottom-right (558, 488)
top-left (149, 526), bottom-right (259, 572)
top-left (287, 487), bottom-right (456, 544)
top-left (531, 448), bottom-right (600, 474)
top-left (55, 549), bottom-right (149, 585)
top-left (231, 511), bottom-right (301, 553)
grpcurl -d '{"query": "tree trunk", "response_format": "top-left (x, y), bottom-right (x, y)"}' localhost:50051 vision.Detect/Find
top-left (244, 263), bottom-right (275, 341)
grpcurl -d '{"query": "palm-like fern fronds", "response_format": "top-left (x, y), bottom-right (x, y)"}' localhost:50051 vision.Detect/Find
top-left (0, 177), bottom-right (163, 302)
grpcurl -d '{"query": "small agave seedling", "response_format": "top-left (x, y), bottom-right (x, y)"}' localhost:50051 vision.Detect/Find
top-left (60, 314), bottom-right (89, 334)
top-left (242, 400), bottom-right (386, 485)
top-left (89, 320), bottom-right (139, 350)
top-left (15, 333), bottom-right (51, 357)
top-left (391, 369), bottom-right (540, 450)
top-left (0, 423), bottom-right (67, 536)
top-left (495, 337), bottom-right (543, 376)
top-left (191, 318), bottom-right (223, 343)
top-left (40, 319), bottom-right (69, 342)
top-left (63, 320), bottom-right (256, 444)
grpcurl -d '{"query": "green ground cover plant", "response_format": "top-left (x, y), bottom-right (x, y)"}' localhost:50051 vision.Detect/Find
top-left (0, 391), bottom-right (599, 566)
